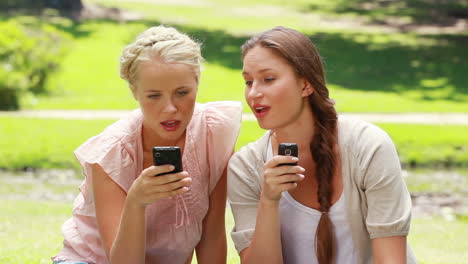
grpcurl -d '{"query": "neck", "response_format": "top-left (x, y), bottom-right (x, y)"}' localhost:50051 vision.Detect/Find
top-left (141, 124), bottom-right (185, 152)
top-left (271, 101), bottom-right (315, 151)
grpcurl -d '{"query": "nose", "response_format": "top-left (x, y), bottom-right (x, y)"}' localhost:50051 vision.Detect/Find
top-left (162, 99), bottom-right (177, 113)
top-left (246, 82), bottom-right (263, 99)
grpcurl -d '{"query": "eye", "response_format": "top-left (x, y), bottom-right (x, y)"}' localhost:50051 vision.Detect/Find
top-left (148, 94), bottom-right (161, 99)
top-left (264, 77), bottom-right (275, 82)
top-left (245, 80), bottom-right (253, 86)
top-left (177, 90), bottom-right (189, 96)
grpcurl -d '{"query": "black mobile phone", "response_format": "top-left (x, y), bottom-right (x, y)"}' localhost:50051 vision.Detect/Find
top-left (278, 143), bottom-right (298, 166)
top-left (152, 146), bottom-right (183, 176)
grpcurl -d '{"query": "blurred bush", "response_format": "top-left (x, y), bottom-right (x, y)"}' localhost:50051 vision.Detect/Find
top-left (0, 0), bottom-right (83, 12)
top-left (0, 17), bottom-right (70, 110)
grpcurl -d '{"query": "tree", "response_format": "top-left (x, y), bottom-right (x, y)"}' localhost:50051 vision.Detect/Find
top-left (0, 0), bottom-right (83, 14)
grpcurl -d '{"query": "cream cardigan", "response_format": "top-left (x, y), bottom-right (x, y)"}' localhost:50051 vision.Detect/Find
top-left (227, 117), bottom-right (417, 263)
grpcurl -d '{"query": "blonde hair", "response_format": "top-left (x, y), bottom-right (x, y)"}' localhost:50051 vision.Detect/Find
top-left (120, 25), bottom-right (203, 89)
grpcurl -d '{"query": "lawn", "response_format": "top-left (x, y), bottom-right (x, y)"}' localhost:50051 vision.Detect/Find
top-left (1, 0), bottom-right (465, 112)
top-left (1, 1), bottom-right (466, 263)
top-left (0, 198), bottom-right (466, 264)
top-left (1, 117), bottom-right (467, 170)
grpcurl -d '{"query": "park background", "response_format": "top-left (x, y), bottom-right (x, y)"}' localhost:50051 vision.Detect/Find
top-left (0, 0), bottom-right (467, 263)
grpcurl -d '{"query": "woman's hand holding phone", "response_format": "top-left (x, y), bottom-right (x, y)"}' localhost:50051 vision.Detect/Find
top-left (127, 165), bottom-right (191, 208)
top-left (261, 155), bottom-right (305, 203)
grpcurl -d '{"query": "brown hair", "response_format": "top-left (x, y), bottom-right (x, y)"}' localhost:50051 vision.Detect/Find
top-left (241, 26), bottom-right (338, 264)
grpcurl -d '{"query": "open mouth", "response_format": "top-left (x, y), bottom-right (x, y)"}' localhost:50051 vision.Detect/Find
top-left (160, 120), bottom-right (181, 131)
top-left (255, 107), bottom-right (270, 114)
top-left (252, 104), bottom-right (271, 117)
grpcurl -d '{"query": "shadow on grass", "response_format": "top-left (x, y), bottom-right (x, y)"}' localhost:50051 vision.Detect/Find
top-left (2, 13), bottom-right (467, 102)
top-left (303, 0), bottom-right (468, 26)
top-left (313, 32), bottom-right (468, 101)
top-left (181, 23), bottom-right (468, 102)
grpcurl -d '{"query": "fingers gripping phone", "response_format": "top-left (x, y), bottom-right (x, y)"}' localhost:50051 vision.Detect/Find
top-left (278, 143), bottom-right (298, 166)
top-left (152, 146), bottom-right (183, 176)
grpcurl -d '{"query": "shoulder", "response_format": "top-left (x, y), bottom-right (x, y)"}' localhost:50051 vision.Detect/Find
top-left (190, 101), bottom-right (242, 147)
top-left (338, 116), bottom-right (401, 184)
top-left (193, 101), bottom-right (242, 126)
top-left (74, 109), bottom-right (142, 162)
top-left (338, 116), bottom-right (395, 156)
top-left (229, 131), bottom-right (270, 173)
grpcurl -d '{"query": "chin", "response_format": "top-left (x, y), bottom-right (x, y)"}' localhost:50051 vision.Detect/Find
top-left (256, 120), bottom-right (275, 130)
top-left (258, 117), bottom-right (294, 131)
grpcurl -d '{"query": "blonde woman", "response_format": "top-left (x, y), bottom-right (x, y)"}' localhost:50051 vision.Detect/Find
top-left (52, 25), bottom-right (242, 264)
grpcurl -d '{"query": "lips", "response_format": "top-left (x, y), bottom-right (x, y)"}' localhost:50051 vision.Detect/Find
top-left (160, 120), bottom-right (181, 131)
top-left (252, 104), bottom-right (271, 118)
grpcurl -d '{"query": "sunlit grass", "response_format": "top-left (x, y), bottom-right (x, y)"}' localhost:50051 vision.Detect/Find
top-left (10, 2), bottom-right (466, 112)
top-left (1, 117), bottom-right (467, 169)
top-left (0, 198), bottom-right (466, 264)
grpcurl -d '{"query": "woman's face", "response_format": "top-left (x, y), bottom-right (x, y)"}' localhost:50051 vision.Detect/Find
top-left (242, 45), bottom-right (312, 130)
top-left (133, 61), bottom-right (198, 143)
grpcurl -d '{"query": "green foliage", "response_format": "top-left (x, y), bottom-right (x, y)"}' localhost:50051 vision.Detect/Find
top-left (12, 3), bottom-right (464, 112)
top-left (0, 0), bottom-right (83, 11)
top-left (0, 17), bottom-right (70, 110)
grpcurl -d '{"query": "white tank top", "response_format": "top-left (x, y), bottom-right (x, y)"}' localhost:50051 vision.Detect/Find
top-left (266, 139), bottom-right (359, 264)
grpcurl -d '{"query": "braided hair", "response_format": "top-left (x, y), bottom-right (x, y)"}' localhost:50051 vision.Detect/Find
top-left (241, 26), bottom-right (338, 264)
top-left (120, 25), bottom-right (203, 89)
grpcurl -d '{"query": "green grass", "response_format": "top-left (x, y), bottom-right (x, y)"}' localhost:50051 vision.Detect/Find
top-left (0, 117), bottom-right (116, 170)
top-left (1, 117), bottom-right (467, 169)
top-left (0, 200), bottom-right (72, 264)
top-left (86, 0), bottom-right (468, 34)
top-left (237, 121), bottom-right (468, 167)
top-left (0, 198), bottom-right (466, 264)
top-left (3, 0), bottom-right (466, 112)
top-left (409, 216), bottom-right (468, 264)
top-left (0, 198), bottom-right (238, 264)
top-left (379, 123), bottom-right (468, 167)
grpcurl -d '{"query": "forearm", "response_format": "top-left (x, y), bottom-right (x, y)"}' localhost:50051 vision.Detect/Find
top-left (241, 198), bottom-right (283, 264)
top-left (197, 167), bottom-right (228, 264)
top-left (372, 236), bottom-right (407, 264)
top-left (196, 226), bottom-right (227, 263)
top-left (109, 199), bottom-right (147, 264)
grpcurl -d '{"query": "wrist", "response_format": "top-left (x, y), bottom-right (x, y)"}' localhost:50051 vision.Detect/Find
top-left (260, 194), bottom-right (280, 208)
top-left (125, 195), bottom-right (147, 212)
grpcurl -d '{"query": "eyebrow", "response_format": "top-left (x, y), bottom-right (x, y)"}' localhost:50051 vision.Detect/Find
top-left (242, 68), bottom-right (274, 76)
top-left (144, 86), bottom-right (192, 93)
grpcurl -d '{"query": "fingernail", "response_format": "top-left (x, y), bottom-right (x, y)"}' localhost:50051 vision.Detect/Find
top-left (299, 167), bottom-right (305, 172)
top-left (168, 165), bottom-right (175, 170)
top-left (298, 174), bottom-right (305, 178)
top-left (292, 157), bottom-right (299, 161)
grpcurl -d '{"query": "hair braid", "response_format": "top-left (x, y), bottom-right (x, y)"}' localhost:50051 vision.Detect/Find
top-left (241, 26), bottom-right (338, 264)
top-left (310, 91), bottom-right (338, 264)
top-left (119, 25), bottom-right (202, 87)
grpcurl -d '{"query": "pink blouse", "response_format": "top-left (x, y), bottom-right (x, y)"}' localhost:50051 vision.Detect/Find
top-left (52, 101), bottom-right (242, 264)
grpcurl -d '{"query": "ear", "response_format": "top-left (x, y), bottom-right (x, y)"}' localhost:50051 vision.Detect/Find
top-left (301, 79), bottom-right (314, 97)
